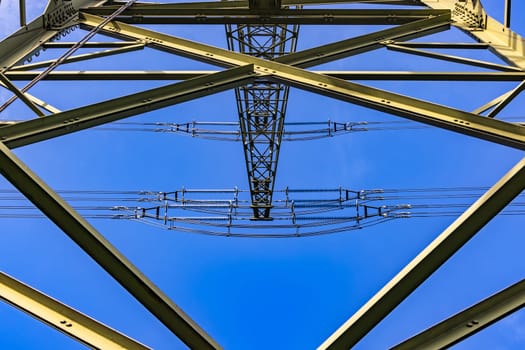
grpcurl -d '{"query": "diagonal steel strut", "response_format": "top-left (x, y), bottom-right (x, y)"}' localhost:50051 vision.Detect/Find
top-left (419, 0), bottom-right (525, 69)
top-left (318, 156), bottom-right (525, 349)
top-left (0, 0), bottom-right (139, 114)
top-left (0, 271), bottom-right (151, 350)
top-left (0, 1), bottom-right (523, 348)
top-left (391, 278), bottom-right (525, 350)
top-left (77, 12), bottom-right (525, 151)
top-left (0, 65), bottom-right (257, 149)
top-left (0, 142), bottom-right (222, 350)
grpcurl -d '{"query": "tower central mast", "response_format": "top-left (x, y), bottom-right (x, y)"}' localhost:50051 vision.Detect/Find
top-left (226, 1), bottom-right (300, 219)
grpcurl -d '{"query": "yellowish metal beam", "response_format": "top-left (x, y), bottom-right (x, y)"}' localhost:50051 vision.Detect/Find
top-left (6, 70), bottom-right (525, 82)
top-left (486, 80), bottom-right (525, 118)
top-left (0, 79), bottom-right (60, 114)
top-left (0, 0), bottom-right (102, 69)
top-left (0, 141), bottom-right (222, 350)
top-left (0, 65), bottom-right (256, 148)
top-left (0, 73), bottom-right (45, 117)
top-left (385, 43), bottom-right (522, 72)
top-left (266, 66), bottom-right (525, 150)
top-left (80, 7), bottom-right (450, 25)
top-left (0, 271), bottom-right (151, 350)
top-left (10, 44), bottom-right (145, 71)
top-left (79, 11), bottom-right (450, 69)
top-left (421, 0), bottom-right (525, 69)
top-left (392, 278), bottom-right (525, 350)
top-left (318, 157), bottom-right (525, 349)
top-left (78, 13), bottom-right (525, 150)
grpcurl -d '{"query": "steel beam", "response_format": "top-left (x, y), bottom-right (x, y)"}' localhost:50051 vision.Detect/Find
top-left (0, 142), bottom-right (221, 350)
top-left (472, 90), bottom-right (514, 115)
top-left (0, 0), bottom-right (102, 69)
top-left (1, 0), bottom-right (146, 116)
top-left (391, 279), bottom-right (525, 350)
top-left (79, 12), bottom-right (248, 68)
top-left (421, 0), bottom-right (525, 69)
top-left (43, 41), bottom-right (143, 48)
top-left (10, 44), bottom-right (145, 71)
top-left (92, 0), bottom-right (423, 10)
top-left (317, 157), bottom-right (525, 350)
top-left (79, 12), bottom-right (451, 69)
top-left (276, 13), bottom-right (451, 68)
top-left (7, 70), bottom-right (525, 82)
top-left (19, 0), bottom-right (26, 27)
top-left (486, 80), bottom-right (525, 118)
top-left (316, 71), bottom-right (525, 82)
top-left (225, 18), bottom-right (299, 219)
top-left (76, 14), bottom-right (525, 150)
top-left (80, 7), bottom-right (449, 25)
top-left (266, 67), bottom-right (525, 150)
top-left (0, 80), bottom-right (61, 113)
top-left (389, 42), bottom-right (490, 49)
top-left (0, 271), bottom-right (151, 350)
top-left (4, 70), bottom-right (218, 81)
top-left (0, 73), bottom-right (45, 117)
top-left (0, 65), bottom-right (256, 149)
top-left (1, 1), bottom-right (522, 349)
top-left (385, 44), bottom-right (522, 72)
top-left (504, 0), bottom-right (512, 28)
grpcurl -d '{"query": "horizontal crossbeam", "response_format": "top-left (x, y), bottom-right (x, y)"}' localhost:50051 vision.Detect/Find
top-left (42, 41), bottom-right (143, 48)
top-left (6, 70), bottom-right (525, 82)
top-left (80, 7), bottom-right (449, 25)
top-left (79, 11), bottom-right (450, 69)
top-left (10, 44), bottom-right (145, 71)
top-left (389, 41), bottom-right (490, 49)
top-left (386, 44), bottom-right (522, 72)
top-left (121, 0), bottom-right (422, 10)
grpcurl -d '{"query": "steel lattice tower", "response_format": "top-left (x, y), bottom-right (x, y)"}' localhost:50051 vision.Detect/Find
top-left (226, 18), bottom-right (299, 219)
top-left (0, 0), bottom-right (524, 349)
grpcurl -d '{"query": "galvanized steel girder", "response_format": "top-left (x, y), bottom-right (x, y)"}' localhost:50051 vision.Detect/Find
top-left (77, 12), bottom-right (525, 150)
top-left (0, 1), bottom-right (524, 349)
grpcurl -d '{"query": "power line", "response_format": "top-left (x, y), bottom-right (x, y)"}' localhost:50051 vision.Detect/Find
top-left (0, 187), bottom-right (523, 237)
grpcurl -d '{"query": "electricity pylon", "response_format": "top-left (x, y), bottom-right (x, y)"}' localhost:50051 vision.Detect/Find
top-left (0, 0), bottom-right (524, 349)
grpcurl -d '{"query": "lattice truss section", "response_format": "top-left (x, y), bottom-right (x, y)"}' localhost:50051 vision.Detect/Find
top-left (0, 0), bottom-right (524, 350)
top-left (226, 22), bottom-right (299, 219)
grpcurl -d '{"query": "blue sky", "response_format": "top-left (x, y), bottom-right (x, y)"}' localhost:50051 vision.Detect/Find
top-left (0, 0), bottom-right (524, 349)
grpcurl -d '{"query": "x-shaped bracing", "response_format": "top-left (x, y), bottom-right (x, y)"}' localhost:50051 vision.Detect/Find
top-left (0, 2), bottom-right (524, 349)
top-left (2, 10), bottom-right (523, 150)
